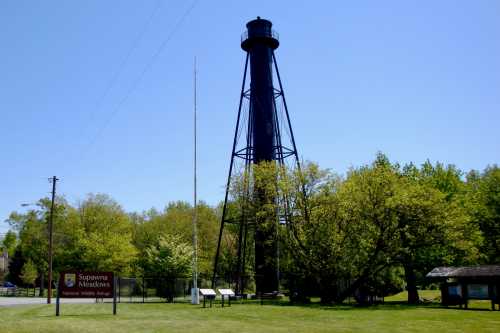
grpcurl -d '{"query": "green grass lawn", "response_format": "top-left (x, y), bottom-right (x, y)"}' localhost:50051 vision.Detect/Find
top-left (385, 289), bottom-right (442, 302)
top-left (0, 296), bottom-right (499, 333)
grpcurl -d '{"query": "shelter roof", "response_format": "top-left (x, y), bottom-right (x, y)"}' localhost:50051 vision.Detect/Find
top-left (427, 265), bottom-right (500, 279)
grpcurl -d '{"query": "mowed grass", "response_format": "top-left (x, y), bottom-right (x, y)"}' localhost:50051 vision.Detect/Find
top-left (0, 296), bottom-right (499, 333)
top-left (385, 289), bottom-right (442, 302)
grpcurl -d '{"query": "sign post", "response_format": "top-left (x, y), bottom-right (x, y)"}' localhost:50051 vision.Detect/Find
top-left (56, 283), bottom-right (60, 316)
top-left (113, 275), bottom-right (117, 315)
top-left (56, 271), bottom-right (115, 316)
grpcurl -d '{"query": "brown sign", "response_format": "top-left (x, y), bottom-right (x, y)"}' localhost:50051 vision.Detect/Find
top-left (59, 271), bottom-right (114, 298)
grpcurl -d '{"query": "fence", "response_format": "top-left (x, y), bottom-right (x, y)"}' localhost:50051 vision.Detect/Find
top-left (0, 276), bottom-right (229, 301)
top-left (117, 277), bottom-right (191, 303)
top-left (115, 275), bottom-right (237, 303)
top-left (0, 287), bottom-right (38, 297)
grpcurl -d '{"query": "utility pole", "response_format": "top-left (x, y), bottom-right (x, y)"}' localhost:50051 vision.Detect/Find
top-left (47, 176), bottom-right (58, 304)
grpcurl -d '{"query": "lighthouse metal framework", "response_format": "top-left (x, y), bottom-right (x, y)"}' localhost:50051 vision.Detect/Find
top-left (212, 17), bottom-right (303, 295)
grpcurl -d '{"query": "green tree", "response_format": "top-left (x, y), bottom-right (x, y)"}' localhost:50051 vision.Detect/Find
top-left (6, 249), bottom-right (25, 286)
top-left (8, 207), bottom-right (48, 279)
top-left (279, 162), bottom-right (344, 302)
top-left (1, 230), bottom-right (17, 257)
top-left (131, 201), bottom-right (219, 278)
top-left (6, 197), bottom-right (80, 283)
top-left (228, 156), bottom-right (403, 303)
top-left (20, 259), bottom-right (38, 287)
top-left (395, 162), bottom-right (481, 303)
top-left (6, 193), bottom-right (138, 278)
top-left (141, 234), bottom-right (193, 278)
top-left (467, 165), bottom-right (500, 263)
top-left (327, 153), bottom-right (403, 303)
top-left (390, 180), bottom-right (479, 303)
top-left (76, 194), bottom-right (137, 274)
top-left (278, 154), bottom-right (480, 304)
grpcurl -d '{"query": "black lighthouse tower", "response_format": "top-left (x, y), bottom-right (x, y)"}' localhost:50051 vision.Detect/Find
top-left (212, 17), bottom-right (303, 295)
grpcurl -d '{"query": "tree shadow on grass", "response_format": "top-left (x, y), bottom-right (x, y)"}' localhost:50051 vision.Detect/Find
top-left (35, 313), bottom-right (115, 319)
top-left (427, 305), bottom-right (498, 312)
top-left (251, 300), bottom-right (453, 312)
top-left (274, 300), bottom-right (499, 312)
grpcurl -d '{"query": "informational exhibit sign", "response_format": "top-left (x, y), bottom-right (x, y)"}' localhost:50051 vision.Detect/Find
top-left (467, 284), bottom-right (489, 299)
top-left (448, 284), bottom-right (462, 296)
top-left (199, 289), bottom-right (216, 308)
top-left (56, 271), bottom-right (116, 316)
top-left (218, 289), bottom-right (235, 307)
top-left (199, 289), bottom-right (216, 296)
top-left (218, 289), bottom-right (235, 296)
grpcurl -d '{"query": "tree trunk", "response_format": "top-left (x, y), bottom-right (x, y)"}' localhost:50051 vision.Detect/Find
top-left (334, 274), bottom-right (367, 304)
top-left (333, 242), bottom-right (390, 304)
top-left (40, 273), bottom-right (45, 297)
top-left (404, 263), bottom-right (419, 304)
top-left (319, 278), bottom-right (337, 304)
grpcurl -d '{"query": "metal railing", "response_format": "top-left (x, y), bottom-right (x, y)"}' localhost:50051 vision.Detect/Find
top-left (241, 29), bottom-right (279, 43)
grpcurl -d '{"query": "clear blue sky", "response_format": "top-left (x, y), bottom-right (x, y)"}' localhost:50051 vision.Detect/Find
top-left (1, 0), bottom-right (499, 234)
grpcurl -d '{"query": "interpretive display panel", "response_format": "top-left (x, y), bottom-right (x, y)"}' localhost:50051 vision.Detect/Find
top-left (218, 288), bottom-right (235, 307)
top-left (448, 285), bottom-right (462, 296)
top-left (218, 289), bottom-right (235, 296)
top-left (199, 289), bottom-right (216, 308)
top-left (467, 284), bottom-right (489, 299)
top-left (199, 289), bottom-right (216, 296)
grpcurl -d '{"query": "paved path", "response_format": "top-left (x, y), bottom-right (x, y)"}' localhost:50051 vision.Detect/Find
top-left (0, 297), bottom-right (99, 306)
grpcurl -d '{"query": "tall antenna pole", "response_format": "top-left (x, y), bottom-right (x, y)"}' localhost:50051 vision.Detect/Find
top-left (47, 176), bottom-right (58, 304)
top-left (191, 57), bottom-right (199, 304)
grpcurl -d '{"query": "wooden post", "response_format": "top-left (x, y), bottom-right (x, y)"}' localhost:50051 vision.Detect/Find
top-left (462, 283), bottom-right (468, 310)
top-left (55, 284), bottom-right (60, 317)
top-left (113, 275), bottom-right (117, 315)
top-left (142, 277), bottom-right (145, 303)
top-left (47, 176), bottom-right (58, 304)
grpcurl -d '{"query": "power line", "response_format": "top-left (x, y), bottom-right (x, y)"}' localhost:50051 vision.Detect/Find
top-left (81, 0), bottom-right (200, 158)
top-left (60, 1), bottom-right (166, 181)
top-left (73, 0), bottom-right (165, 152)
top-left (92, 0), bottom-right (165, 113)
